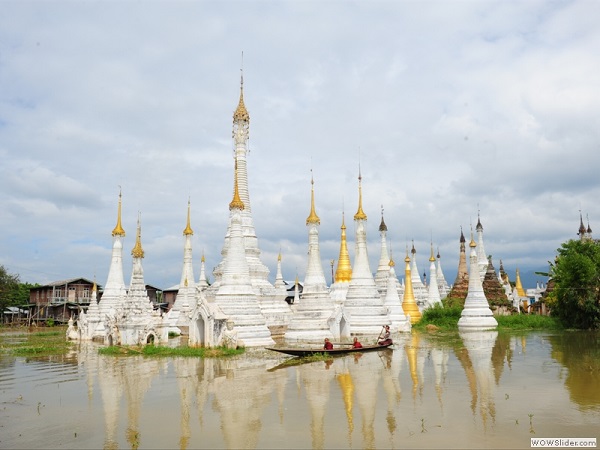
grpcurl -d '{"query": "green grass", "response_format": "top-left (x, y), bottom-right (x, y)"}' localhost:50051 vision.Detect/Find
top-left (0, 326), bottom-right (72, 357)
top-left (413, 304), bottom-right (562, 331)
top-left (98, 344), bottom-right (245, 358)
top-left (495, 313), bottom-right (562, 330)
top-left (413, 304), bottom-right (463, 331)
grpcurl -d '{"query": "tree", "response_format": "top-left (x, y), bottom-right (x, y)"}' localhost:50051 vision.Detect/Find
top-left (548, 239), bottom-right (600, 329)
top-left (0, 265), bottom-right (21, 312)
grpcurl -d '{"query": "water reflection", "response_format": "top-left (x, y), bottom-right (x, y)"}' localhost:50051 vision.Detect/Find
top-left (1, 331), bottom-right (599, 449)
top-left (458, 331), bottom-right (498, 431)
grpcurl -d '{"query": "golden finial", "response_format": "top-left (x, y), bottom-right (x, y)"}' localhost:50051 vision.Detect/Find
top-left (112, 187), bottom-right (126, 237)
top-left (389, 242), bottom-right (395, 267)
top-left (516, 268), bottom-right (526, 296)
top-left (429, 240), bottom-right (436, 262)
top-left (469, 226), bottom-right (476, 247)
top-left (131, 212), bottom-right (145, 258)
top-left (335, 211), bottom-right (353, 282)
top-left (306, 170), bottom-right (320, 225)
top-left (201, 251), bottom-right (205, 263)
top-left (405, 244), bottom-right (411, 263)
top-left (354, 165), bottom-right (367, 221)
top-left (233, 53), bottom-right (250, 123)
top-left (278, 249), bottom-right (282, 262)
top-left (229, 159), bottom-right (245, 210)
top-left (183, 198), bottom-right (193, 235)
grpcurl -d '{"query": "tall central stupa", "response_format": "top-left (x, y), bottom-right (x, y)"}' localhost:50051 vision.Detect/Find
top-left (212, 72), bottom-right (272, 293)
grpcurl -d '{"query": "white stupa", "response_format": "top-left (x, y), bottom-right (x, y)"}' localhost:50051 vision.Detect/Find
top-left (409, 242), bottom-right (429, 307)
top-left (212, 72), bottom-right (272, 294)
top-left (198, 252), bottom-right (209, 290)
top-left (213, 160), bottom-right (274, 347)
top-left (118, 213), bottom-right (167, 345)
top-left (209, 73), bottom-right (290, 333)
top-left (167, 200), bottom-right (196, 332)
top-left (457, 232), bottom-right (498, 331)
top-left (98, 190), bottom-right (127, 319)
top-left (274, 251), bottom-right (286, 292)
top-left (436, 248), bottom-right (450, 300)
top-left (285, 174), bottom-right (335, 342)
top-left (426, 243), bottom-right (442, 309)
top-left (476, 212), bottom-right (489, 280)
top-left (374, 207), bottom-right (390, 294)
top-left (383, 255), bottom-right (410, 332)
top-left (77, 202), bottom-right (166, 345)
top-left (343, 170), bottom-right (390, 335)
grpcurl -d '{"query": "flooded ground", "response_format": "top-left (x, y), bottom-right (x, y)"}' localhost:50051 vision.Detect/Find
top-left (1, 330), bottom-right (598, 449)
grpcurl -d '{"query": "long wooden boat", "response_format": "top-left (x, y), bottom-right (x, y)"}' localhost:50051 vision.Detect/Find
top-left (266, 343), bottom-right (392, 357)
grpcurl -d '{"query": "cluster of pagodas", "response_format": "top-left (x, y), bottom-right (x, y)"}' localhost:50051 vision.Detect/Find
top-left (70, 75), bottom-right (499, 347)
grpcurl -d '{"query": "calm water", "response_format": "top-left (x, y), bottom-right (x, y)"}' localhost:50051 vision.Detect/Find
top-left (1, 331), bottom-right (598, 449)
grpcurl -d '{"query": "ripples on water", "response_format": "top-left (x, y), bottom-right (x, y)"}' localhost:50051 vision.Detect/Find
top-left (0, 331), bottom-right (598, 449)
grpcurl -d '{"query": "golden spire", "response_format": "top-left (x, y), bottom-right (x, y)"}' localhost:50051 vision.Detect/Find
top-left (429, 241), bottom-right (436, 263)
top-left (233, 56), bottom-right (250, 123)
top-left (278, 250), bottom-right (282, 262)
top-left (335, 212), bottom-right (353, 282)
top-left (131, 212), bottom-right (145, 258)
top-left (183, 198), bottom-right (193, 236)
top-left (354, 167), bottom-right (367, 221)
top-left (201, 251), bottom-right (205, 263)
top-left (469, 227), bottom-right (476, 248)
top-left (389, 242), bottom-right (395, 267)
top-left (402, 247), bottom-right (422, 323)
top-left (515, 268), bottom-right (526, 297)
top-left (229, 159), bottom-right (245, 210)
top-left (111, 188), bottom-right (126, 237)
top-left (306, 171), bottom-right (320, 225)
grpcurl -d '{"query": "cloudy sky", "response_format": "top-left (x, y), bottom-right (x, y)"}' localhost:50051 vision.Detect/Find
top-left (1, 0), bottom-right (599, 291)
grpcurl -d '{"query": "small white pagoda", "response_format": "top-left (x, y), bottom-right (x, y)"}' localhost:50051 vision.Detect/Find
top-left (457, 232), bottom-right (498, 331)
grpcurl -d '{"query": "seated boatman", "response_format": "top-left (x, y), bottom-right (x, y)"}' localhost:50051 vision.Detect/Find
top-left (378, 325), bottom-right (393, 346)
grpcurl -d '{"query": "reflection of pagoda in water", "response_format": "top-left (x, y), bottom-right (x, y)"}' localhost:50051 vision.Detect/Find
top-left (210, 357), bottom-right (287, 449)
top-left (457, 331), bottom-right (498, 430)
top-left (94, 352), bottom-right (165, 449)
top-left (298, 359), bottom-right (336, 449)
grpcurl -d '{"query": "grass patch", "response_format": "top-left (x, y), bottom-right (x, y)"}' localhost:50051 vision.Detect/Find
top-left (98, 344), bottom-right (245, 358)
top-left (0, 326), bottom-right (72, 357)
top-left (413, 304), bottom-right (562, 332)
top-left (496, 314), bottom-right (562, 330)
top-left (413, 304), bottom-right (462, 331)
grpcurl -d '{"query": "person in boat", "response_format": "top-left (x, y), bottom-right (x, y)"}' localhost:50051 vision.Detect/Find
top-left (323, 338), bottom-right (334, 350)
top-left (378, 325), bottom-right (393, 346)
top-left (352, 337), bottom-right (363, 348)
